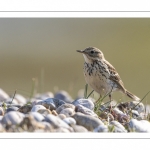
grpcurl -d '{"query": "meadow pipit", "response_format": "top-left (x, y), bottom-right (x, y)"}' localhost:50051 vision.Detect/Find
top-left (77, 47), bottom-right (140, 101)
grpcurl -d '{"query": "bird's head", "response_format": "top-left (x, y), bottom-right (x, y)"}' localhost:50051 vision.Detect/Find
top-left (76, 47), bottom-right (104, 63)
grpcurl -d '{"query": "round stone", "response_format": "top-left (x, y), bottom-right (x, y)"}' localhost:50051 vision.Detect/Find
top-left (28, 112), bottom-right (45, 122)
top-left (72, 112), bottom-right (104, 131)
top-left (63, 117), bottom-right (76, 125)
top-left (1, 111), bottom-right (25, 125)
top-left (59, 108), bottom-right (75, 117)
top-left (72, 98), bottom-right (94, 110)
top-left (37, 109), bottom-right (52, 116)
top-left (56, 103), bottom-right (75, 114)
top-left (31, 105), bottom-right (46, 112)
top-left (75, 104), bottom-right (97, 117)
top-left (54, 90), bottom-right (73, 103)
top-left (0, 107), bottom-right (4, 116)
top-left (44, 114), bottom-right (70, 129)
top-left (17, 104), bottom-right (32, 114)
top-left (71, 124), bottom-right (88, 132)
top-left (6, 106), bottom-right (19, 113)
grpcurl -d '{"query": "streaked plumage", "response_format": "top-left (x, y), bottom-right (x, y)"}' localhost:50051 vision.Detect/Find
top-left (77, 47), bottom-right (140, 101)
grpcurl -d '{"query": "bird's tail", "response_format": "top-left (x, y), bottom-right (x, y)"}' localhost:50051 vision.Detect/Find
top-left (126, 90), bottom-right (140, 101)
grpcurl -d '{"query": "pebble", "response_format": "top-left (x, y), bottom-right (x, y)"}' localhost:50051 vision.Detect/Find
top-left (52, 110), bottom-right (58, 116)
top-left (1, 111), bottom-right (25, 126)
top-left (36, 98), bottom-right (66, 110)
top-left (72, 98), bottom-right (94, 110)
top-left (31, 105), bottom-right (46, 112)
top-left (129, 101), bottom-right (145, 114)
top-left (31, 99), bottom-right (42, 106)
top-left (59, 108), bottom-right (75, 117)
top-left (56, 103), bottom-right (75, 114)
top-left (93, 124), bottom-right (108, 132)
top-left (13, 94), bottom-right (27, 105)
top-left (0, 89), bottom-right (9, 102)
top-left (0, 107), bottom-right (4, 115)
top-left (28, 112), bottom-right (45, 122)
top-left (63, 117), bottom-right (76, 125)
top-left (17, 104), bottom-right (32, 114)
top-left (131, 110), bottom-right (139, 118)
top-left (0, 124), bottom-right (5, 132)
top-left (54, 90), bottom-right (73, 103)
top-left (41, 121), bottom-right (53, 131)
top-left (112, 107), bottom-right (128, 122)
top-left (37, 109), bottom-right (52, 116)
top-left (35, 98), bottom-right (56, 110)
top-left (44, 114), bottom-right (70, 129)
top-left (0, 116), bottom-right (3, 122)
top-left (72, 112), bottom-right (104, 131)
top-left (19, 115), bottom-right (46, 132)
top-left (110, 121), bottom-right (127, 133)
top-left (53, 127), bottom-right (71, 133)
top-left (71, 124), bottom-right (88, 132)
top-left (58, 114), bottom-right (66, 120)
top-left (128, 119), bottom-right (150, 132)
top-left (75, 104), bottom-right (98, 117)
top-left (6, 106), bottom-right (19, 113)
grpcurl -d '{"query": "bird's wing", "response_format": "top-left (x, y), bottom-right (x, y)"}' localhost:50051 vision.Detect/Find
top-left (103, 60), bottom-right (126, 92)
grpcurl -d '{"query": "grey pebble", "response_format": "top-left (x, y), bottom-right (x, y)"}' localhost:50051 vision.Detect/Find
top-left (28, 112), bottom-right (45, 122)
top-left (13, 94), bottom-right (27, 105)
top-left (71, 124), bottom-right (88, 132)
top-left (59, 108), bottom-right (75, 117)
top-left (2, 111), bottom-right (25, 125)
top-left (110, 121), bottom-right (127, 133)
top-left (36, 98), bottom-right (56, 110)
top-left (53, 127), bottom-right (71, 133)
top-left (41, 121), bottom-right (53, 131)
top-left (56, 103), bottom-right (75, 114)
top-left (54, 90), bottom-right (73, 103)
top-left (72, 98), bottom-right (94, 110)
top-left (129, 101), bottom-right (145, 114)
top-left (0, 116), bottom-right (3, 123)
top-left (75, 104), bottom-right (98, 117)
top-left (63, 117), bottom-right (76, 125)
top-left (17, 104), bottom-right (32, 114)
top-left (6, 106), bottom-right (19, 113)
top-left (31, 105), bottom-right (46, 112)
top-left (72, 112), bottom-right (104, 131)
top-left (44, 114), bottom-right (70, 129)
top-left (0, 107), bottom-right (4, 116)
top-left (58, 114), bottom-right (66, 120)
top-left (93, 124), bottom-right (108, 132)
top-left (36, 98), bottom-right (66, 110)
top-left (37, 109), bottom-right (52, 116)
top-left (128, 119), bottom-right (150, 132)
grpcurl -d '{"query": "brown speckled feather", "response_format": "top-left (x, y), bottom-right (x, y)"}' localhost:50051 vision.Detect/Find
top-left (103, 60), bottom-right (126, 93)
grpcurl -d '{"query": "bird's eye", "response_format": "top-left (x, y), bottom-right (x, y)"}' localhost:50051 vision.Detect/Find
top-left (91, 50), bottom-right (94, 54)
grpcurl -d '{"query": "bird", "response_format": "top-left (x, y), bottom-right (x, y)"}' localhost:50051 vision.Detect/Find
top-left (76, 47), bottom-right (140, 101)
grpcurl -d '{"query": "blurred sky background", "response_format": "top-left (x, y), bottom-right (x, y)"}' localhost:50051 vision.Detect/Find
top-left (0, 18), bottom-right (150, 102)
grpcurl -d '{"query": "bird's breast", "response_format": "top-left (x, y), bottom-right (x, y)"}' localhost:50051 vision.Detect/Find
top-left (83, 62), bottom-right (114, 95)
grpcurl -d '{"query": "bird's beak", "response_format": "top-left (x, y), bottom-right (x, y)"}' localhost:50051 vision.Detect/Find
top-left (76, 50), bottom-right (84, 53)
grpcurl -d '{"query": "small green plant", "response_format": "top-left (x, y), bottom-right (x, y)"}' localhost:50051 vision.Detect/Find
top-left (84, 84), bottom-right (94, 99)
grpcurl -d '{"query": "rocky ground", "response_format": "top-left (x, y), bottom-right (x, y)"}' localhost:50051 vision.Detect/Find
top-left (0, 88), bottom-right (150, 133)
